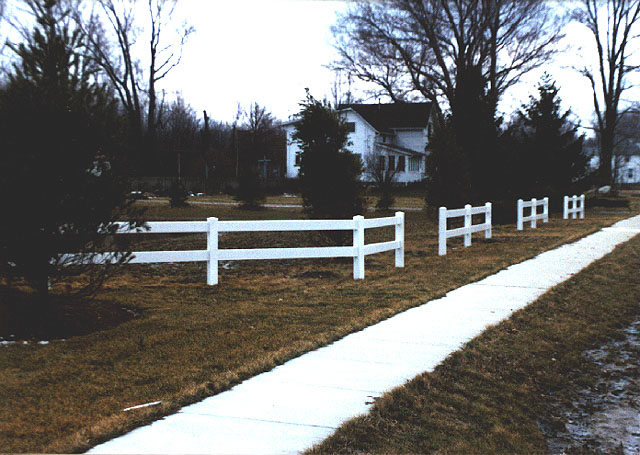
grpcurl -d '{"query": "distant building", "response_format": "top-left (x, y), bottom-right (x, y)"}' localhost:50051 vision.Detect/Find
top-left (617, 154), bottom-right (640, 184)
top-left (587, 142), bottom-right (640, 185)
top-left (283, 102), bottom-right (434, 184)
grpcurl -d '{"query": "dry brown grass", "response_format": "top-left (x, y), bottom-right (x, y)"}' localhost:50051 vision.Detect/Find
top-left (1, 194), bottom-right (638, 453)
top-left (308, 222), bottom-right (640, 455)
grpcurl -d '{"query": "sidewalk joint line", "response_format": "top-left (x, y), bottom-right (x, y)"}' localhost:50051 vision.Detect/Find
top-left (177, 412), bottom-right (337, 430)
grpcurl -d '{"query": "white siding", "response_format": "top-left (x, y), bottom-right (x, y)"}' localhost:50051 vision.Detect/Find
top-left (618, 155), bottom-right (640, 184)
top-left (395, 129), bottom-right (428, 154)
top-left (284, 108), bottom-right (430, 184)
top-left (343, 110), bottom-right (377, 159)
top-left (284, 125), bottom-right (302, 179)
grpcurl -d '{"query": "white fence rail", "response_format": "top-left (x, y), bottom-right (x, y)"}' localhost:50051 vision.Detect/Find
top-left (517, 197), bottom-right (549, 230)
top-left (563, 194), bottom-right (585, 219)
top-left (64, 213), bottom-right (405, 285)
top-left (438, 203), bottom-right (492, 256)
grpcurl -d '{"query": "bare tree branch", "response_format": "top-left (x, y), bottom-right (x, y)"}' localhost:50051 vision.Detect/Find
top-left (332, 0), bottom-right (565, 118)
top-left (577, 0), bottom-right (640, 185)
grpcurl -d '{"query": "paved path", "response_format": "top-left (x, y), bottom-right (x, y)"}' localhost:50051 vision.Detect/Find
top-left (89, 215), bottom-right (640, 455)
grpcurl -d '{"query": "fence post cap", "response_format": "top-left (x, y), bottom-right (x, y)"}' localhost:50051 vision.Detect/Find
top-left (207, 217), bottom-right (218, 222)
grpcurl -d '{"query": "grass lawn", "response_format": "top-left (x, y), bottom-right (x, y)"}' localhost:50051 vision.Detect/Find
top-left (1, 193), bottom-right (638, 453)
top-left (144, 191), bottom-right (426, 209)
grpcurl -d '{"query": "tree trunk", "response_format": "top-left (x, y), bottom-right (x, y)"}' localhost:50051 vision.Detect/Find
top-left (599, 125), bottom-right (615, 186)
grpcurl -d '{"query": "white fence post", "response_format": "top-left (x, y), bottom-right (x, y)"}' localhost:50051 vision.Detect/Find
top-left (563, 195), bottom-right (569, 219)
top-left (395, 211), bottom-right (404, 267)
top-left (579, 194), bottom-right (585, 219)
top-left (439, 207), bottom-right (447, 256)
top-left (530, 197), bottom-right (537, 229)
top-left (207, 217), bottom-right (218, 285)
top-left (543, 197), bottom-right (549, 223)
top-left (353, 215), bottom-right (365, 279)
top-left (464, 204), bottom-right (472, 247)
top-left (571, 194), bottom-right (577, 219)
top-left (517, 199), bottom-right (524, 231)
top-left (485, 202), bottom-right (492, 239)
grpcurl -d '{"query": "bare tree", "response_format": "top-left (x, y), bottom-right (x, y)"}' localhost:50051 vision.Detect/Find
top-left (235, 103), bottom-right (279, 208)
top-left (79, 0), bottom-right (143, 147)
top-left (146, 0), bottom-right (194, 152)
top-left (0, 0), bottom-right (7, 52)
top-left (79, 0), bottom-right (193, 166)
top-left (575, 0), bottom-right (640, 186)
top-left (332, 0), bottom-right (565, 118)
top-left (364, 152), bottom-right (399, 210)
top-left (330, 69), bottom-right (357, 108)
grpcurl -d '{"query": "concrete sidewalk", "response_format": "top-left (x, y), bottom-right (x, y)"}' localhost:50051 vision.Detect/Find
top-left (89, 214), bottom-right (640, 455)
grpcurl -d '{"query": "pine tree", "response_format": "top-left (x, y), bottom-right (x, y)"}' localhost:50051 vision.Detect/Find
top-left (426, 66), bottom-right (504, 209)
top-left (515, 73), bottom-right (587, 197)
top-left (0, 0), bottom-right (138, 301)
top-left (291, 91), bottom-right (364, 219)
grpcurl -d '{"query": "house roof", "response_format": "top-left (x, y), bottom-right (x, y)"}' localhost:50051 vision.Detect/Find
top-left (338, 102), bottom-right (432, 133)
top-left (377, 142), bottom-right (427, 157)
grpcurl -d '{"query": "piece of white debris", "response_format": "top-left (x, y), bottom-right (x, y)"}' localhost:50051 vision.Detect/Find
top-left (123, 401), bottom-right (162, 412)
top-left (38, 341), bottom-right (49, 345)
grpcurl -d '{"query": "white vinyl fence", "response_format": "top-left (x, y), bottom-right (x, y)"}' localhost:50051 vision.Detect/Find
top-left (517, 197), bottom-right (549, 230)
top-left (439, 203), bottom-right (492, 256)
top-left (65, 213), bottom-right (405, 285)
top-left (563, 194), bottom-right (585, 219)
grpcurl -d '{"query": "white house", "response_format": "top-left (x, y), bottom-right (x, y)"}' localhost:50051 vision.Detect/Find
top-left (617, 154), bottom-right (640, 184)
top-left (283, 102), bottom-right (433, 184)
top-left (587, 142), bottom-right (640, 185)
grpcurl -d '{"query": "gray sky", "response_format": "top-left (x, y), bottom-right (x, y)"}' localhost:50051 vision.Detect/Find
top-left (160, 0), bottom-right (613, 130)
top-left (160, 0), bottom-right (349, 123)
top-left (3, 0), bottom-right (638, 131)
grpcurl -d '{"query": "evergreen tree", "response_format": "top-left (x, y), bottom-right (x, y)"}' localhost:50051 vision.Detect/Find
top-left (426, 66), bottom-right (504, 209)
top-left (292, 91), bottom-right (364, 219)
top-left (235, 103), bottom-right (274, 209)
top-left (0, 0), bottom-right (138, 301)
top-left (513, 73), bottom-right (587, 197)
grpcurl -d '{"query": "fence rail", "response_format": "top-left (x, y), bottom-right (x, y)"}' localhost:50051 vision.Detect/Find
top-left (563, 194), bottom-right (585, 219)
top-left (64, 213), bottom-right (405, 285)
top-left (438, 203), bottom-right (492, 256)
top-left (517, 197), bottom-right (549, 230)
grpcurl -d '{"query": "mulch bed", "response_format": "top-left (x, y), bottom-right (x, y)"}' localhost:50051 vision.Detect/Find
top-left (0, 287), bottom-right (137, 341)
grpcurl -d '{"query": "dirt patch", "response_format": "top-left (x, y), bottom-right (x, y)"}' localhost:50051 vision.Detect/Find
top-left (542, 317), bottom-right (640, 454)
top-left (0, 287), bottom-right (138, 341)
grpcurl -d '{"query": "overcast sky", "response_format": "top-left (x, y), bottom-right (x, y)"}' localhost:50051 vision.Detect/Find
top-left (159, 0), bottom-right (349, 124)
top-left (160, 0), bottom-right (614, 131)
top-left (3, 0), bottom-right (638, 131)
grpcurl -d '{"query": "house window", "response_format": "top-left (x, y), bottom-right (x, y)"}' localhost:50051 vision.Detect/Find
top-left (397, 156), bottom-right (405, 172)
top-left (409, 157), bottom-right (421, 172)
top-left (629, 169), bottom-right (634, 179)
top-left (378, 155), bottom-right (385, 169)
top-left (346, 122), bottom-right (356, 133)
top-left (295, 152), bottom-right (302, 166)
top-left (388, 155), bottom-right (395, 170)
